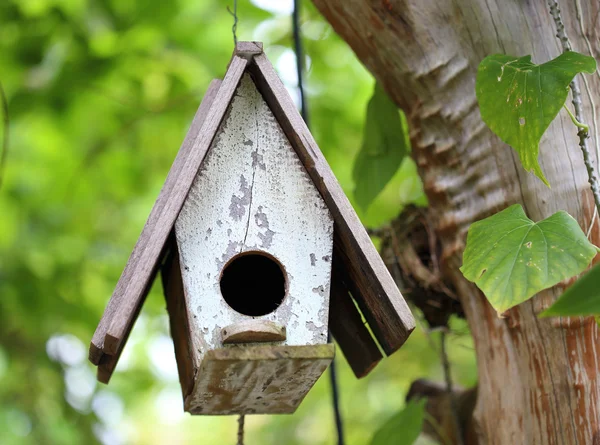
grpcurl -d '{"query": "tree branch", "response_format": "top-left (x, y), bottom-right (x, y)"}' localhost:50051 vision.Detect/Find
top-left (548, 0), bottom-right (600, 214)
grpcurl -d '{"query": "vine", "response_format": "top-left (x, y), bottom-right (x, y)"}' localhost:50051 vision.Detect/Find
top-left (460, 0), bottom-right (600, 316)
top-left (548, 0), bottom-right (600, 213)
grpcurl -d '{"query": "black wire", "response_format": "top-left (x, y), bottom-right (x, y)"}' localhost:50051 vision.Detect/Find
top-left (292, 2), bottom-right (344, 443)
top-left (328, 335), bottom-right (346, 445)
top-left (227, 0), bottom-right (238, 45)
top-left (292, 0), bottom-right (309, 127)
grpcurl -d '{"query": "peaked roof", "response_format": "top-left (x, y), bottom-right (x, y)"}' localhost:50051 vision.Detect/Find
top-left (89, 42), bottom-right (415, 383)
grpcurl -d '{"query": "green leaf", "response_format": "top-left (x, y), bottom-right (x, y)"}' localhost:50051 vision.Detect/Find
top-left (476, 52), bottom-right (597, 185)
top-left (370, 399), bottom-right (426, 445)
top-left (540, 263), bottom-right (600, 317)
top-left (353, 83), bottom-right (409, 211)
top-left (460, 204), bottom-right (598, 314)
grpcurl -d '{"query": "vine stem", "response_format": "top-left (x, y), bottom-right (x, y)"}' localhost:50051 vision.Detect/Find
top-left (547, 0), bottom-right (600, 215)
top-left (573, 0), bottom-right (600, 237)
top-left (563, 104), bottom-right (589, 131)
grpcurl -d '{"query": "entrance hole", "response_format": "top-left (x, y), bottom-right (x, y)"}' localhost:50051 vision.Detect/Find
top-left (219, 252), bottom-right (286, 316)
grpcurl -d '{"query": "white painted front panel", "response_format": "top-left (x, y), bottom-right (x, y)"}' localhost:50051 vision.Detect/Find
top-left (175, 74), bottom-right (333, 353)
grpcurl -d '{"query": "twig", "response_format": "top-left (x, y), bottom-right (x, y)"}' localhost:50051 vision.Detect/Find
top-left (237, 415), bottom-right (245, 445)
top-left (548, 0), bottom-right (600, 215)
top-left (440, 331), bottom-right (464, 445)
top-left (0, 81), bottom-right (9, 191)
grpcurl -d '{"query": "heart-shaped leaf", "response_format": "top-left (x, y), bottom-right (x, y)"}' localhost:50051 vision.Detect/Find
top-left (460, 204), bottom-right (598, 314)
top-left (476, 52), bottom-right (596, 185)
top-left (540, 263), bottom-right (600, 317)
top-left (370, 399), bottom-right (426, 445)
top-left (353, 83), bottom-right (409, 211)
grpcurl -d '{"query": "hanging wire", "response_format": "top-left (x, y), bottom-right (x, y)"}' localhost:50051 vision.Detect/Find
top-left (227, 0), bottom-right (239, 45)
top-left (328, 331), bottom-right (346, 445)
top-left (237, 414), bottom-right (245, 445)
top-left (292, 0), bottom-right (309, 126)
top-left (292, 1), bottom-right (345, 443)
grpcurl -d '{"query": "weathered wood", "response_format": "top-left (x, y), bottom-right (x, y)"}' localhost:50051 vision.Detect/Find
top-left (89, 78), bottom-right (224, 366)
top-left (329, 254), bottom-right (383, 378)
top-left (248, 55), bottom-right (415, 354)
top-left (234, 41), bottom-right (263, 59)
top-left (161, 243), bottom-right (196, 399)
top-left (175, 74), bottom-right (333, 353)
top-left (101, 57), bottom-right (247, 358)
top-left (185, 344), bottom-right (334, 415)
top-left (173, 73), bottom-right (333, 415)
top-left (91, 43), bottom-right (417, 397)
top-left (222, 320), bottom-right (286, 344)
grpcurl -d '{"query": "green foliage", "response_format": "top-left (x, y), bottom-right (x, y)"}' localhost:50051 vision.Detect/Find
top-left (353, 83), bottom-right (408, 211)
top-left (369, 399), bottom-right (426, 445)
top-left (540, 263), bottom-right (600, 317)
top-left (0, 0), bottom-right (443, 444)
top-left (460, 204), bottom-right (598, 314)
top-left (476, 52), bottom-right (596, 185)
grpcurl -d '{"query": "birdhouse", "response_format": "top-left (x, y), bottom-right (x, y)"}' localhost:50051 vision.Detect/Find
top-left (89, 42), bottom-right (415, 416)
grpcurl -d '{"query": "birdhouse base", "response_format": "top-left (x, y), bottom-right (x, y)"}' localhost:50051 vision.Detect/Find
top-left (184, 344), bottom-right (335, 415)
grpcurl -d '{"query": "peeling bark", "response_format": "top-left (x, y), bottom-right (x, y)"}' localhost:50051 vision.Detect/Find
top-left (312, 0), bottom-right (600, 443)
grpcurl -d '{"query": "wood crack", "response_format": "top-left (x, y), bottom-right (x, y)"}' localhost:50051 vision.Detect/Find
top-left (241, 95), bottom-right (260, 250)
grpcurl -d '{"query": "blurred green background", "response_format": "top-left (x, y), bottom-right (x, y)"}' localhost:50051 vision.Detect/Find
top-left (0, 0), bottom-right (476, 444)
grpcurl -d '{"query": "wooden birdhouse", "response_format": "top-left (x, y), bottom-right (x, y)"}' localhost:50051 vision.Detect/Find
top-left (89, 42), bottom-right (415, 416)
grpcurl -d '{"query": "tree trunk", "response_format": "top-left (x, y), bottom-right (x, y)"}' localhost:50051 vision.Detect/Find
top-left (311, 0), bottom-right (600, 443)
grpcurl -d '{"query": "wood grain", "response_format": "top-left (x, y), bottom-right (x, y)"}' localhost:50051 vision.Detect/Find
top-left (161, 242), bottom-right (196, 399)
top-left (221, 320), bottom-right (286, 344)
top-left (329, 254), bottom-right (383, 378)
top-left (185, 344), bottom-right (334, 414)
top-left (174, 74), bottom-right (333, 354)
top-left (234, 41), bottom-right (263, 59)
top-left (92, 43), bottom-right (415, 388)
top-left (101, 58), bottom-right (247, 358)
top-left (248, 55), bottom-right (415, 354)
top-left (89, 75), bottom-right (227, 372)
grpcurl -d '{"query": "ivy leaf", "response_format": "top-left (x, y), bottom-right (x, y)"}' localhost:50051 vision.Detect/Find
top-left (460, 204), bottom-right (598, 314)
top-left (540, 263), bottom-right (600, 317)
top-left (370, 399), bottom-right (426, 445)
top-left (476, 52), bottom-right (596, 186)
top-left (353, 83), bottom-right (409, 211)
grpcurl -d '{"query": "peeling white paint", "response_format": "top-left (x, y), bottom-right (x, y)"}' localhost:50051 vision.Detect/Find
top-left (175, 74), bottom-right (333, 355)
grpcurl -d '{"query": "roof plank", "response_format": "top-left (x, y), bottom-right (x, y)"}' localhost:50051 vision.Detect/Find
top-left (249, 54), bottom-right (415, 354)
top-left (103, 58), bottom-right (247, 357)
top-left (89, 76), bottom-right (225, 367)
top-left (329, 254), bottom-right (383, 378)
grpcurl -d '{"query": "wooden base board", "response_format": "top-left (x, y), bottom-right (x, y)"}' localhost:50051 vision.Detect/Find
top-left (184, 344), bottom-right (334, 415)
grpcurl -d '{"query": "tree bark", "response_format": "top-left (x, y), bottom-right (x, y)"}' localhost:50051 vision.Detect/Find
top-left (311, 0), bottom-right (600, 443)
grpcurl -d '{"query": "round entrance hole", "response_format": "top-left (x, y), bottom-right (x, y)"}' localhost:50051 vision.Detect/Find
top-left (219, 252), bottom-right (286, 316)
